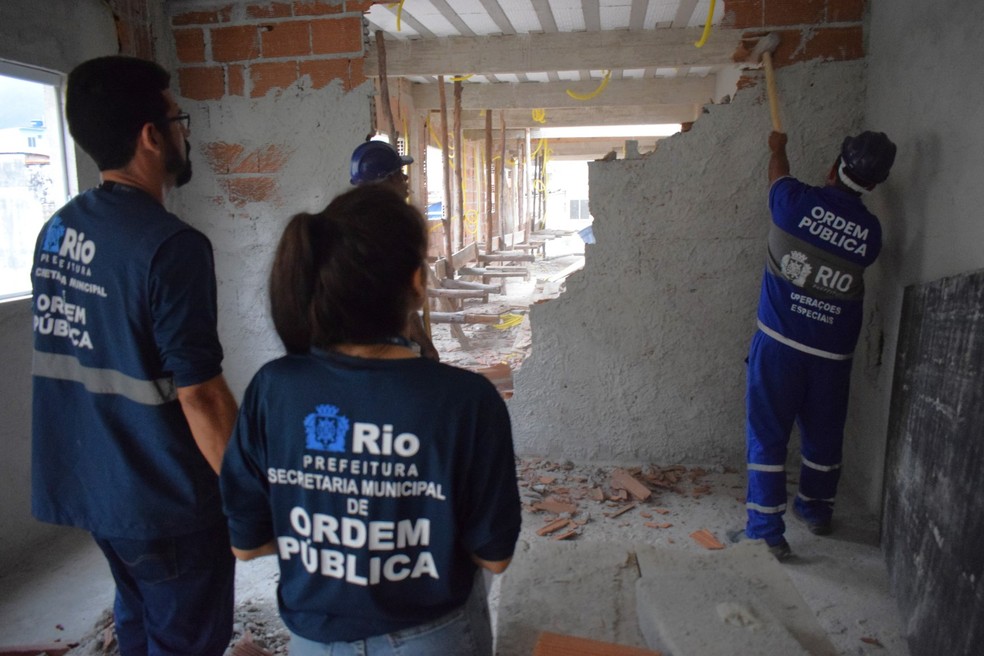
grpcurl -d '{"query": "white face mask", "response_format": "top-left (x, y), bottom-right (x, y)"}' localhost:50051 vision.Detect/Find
top-left (837, 159), bottom-right (870, 194)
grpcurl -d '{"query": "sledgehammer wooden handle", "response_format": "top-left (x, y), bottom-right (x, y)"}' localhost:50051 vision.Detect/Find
top-left (762, 50), bottom-right (783, 133)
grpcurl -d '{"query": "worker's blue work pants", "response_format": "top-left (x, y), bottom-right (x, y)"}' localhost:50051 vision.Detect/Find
top-left (93, 520), bottom-right (235, 656)
top-left (744, 330), bottom-right (852, 543)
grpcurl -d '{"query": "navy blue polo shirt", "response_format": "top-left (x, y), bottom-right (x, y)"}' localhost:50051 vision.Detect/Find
top-left (221, 349), bottom-right (521, 643)
top-left (757, 176), bottom-right (882, 357)
top-left (31, 183), bottom-right (225, 538)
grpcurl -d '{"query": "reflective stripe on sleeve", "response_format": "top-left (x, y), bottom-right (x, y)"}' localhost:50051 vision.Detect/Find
top-left (33, 351), bottom-right (177, 406)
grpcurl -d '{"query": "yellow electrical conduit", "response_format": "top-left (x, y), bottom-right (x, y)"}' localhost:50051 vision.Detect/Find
top-left (387, 0), bottom-right (406, 32)
top-left (449, 74), bottom-right (473, 82)
top-left (493, 313), bottom-right (524, 330)
top-left (566, 70), bottom-right (611, 101)
top-left (694, 0), bottom-right (717, 48)
top-left (531, 108), bottom-right (547, 124)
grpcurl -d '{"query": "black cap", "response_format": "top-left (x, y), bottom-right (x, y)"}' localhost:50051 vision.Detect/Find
top-left (840, 131), bottom-right (896, 186)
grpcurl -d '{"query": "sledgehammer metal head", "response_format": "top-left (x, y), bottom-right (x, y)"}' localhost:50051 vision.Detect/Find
top-left (748, 32), bottom-right (780, 64)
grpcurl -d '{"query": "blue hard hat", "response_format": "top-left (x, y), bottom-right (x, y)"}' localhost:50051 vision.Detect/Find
top-left (350, 140), bottom-right (413, 185)
top-left (840, 131), bottom-right (896, 186)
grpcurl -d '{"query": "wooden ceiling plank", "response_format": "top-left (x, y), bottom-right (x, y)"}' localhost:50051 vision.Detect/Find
top-left (365, 28), bottom-right (742, 77)
top-left (454, 104), bottom-right (701, 129)
top-left (412, 76), bottom-right (715, 110)
top-left (583, 0), bottom-right (601, 32)
top-left (478, 0), bottom-right (518, 35)
top-left (530, 0), bottom-right (559, 32)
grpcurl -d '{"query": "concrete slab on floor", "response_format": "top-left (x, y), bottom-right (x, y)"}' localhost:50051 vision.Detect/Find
top-left (0, 528), bottom-right (113, 648)
top-left (634, 542), bottom-right (836, 655)
top-left (495, 540), bottom-right (649, 655)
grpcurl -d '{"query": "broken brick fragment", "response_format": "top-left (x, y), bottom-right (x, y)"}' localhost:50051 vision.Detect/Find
top-left (611, 468), bottom-right (653, 500)
top-left (689, 529), bottom-right (725, 550)
top-left (537, 518), bottom-right (572, 536)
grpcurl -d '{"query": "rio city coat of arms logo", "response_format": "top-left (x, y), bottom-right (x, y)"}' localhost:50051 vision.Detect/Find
top-left (780, 250), bottom-right (812, 287)
top-left (304, 405), bottom-right (350, 453)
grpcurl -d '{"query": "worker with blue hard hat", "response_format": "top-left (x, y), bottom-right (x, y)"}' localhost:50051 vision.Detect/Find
top-left (731, 129), bottom-right (897, 561)
top-left (350, 139), bottom-right (414, 196)
top-left (348, 138), bottom-right (439, 361)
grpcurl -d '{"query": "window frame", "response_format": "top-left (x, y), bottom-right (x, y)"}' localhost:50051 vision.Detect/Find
top-left (0, 59), bottom-right (77, 302)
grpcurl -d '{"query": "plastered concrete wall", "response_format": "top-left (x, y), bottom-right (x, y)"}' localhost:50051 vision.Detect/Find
top-left (510, 60), bottom-right (865, 466)
top-left (0, 0), bottom-right (117, 570)
top-left (169, 82), bottom-right (373, 395)
top-left (860, 1), bottom-right (984, 648)
top-left (164, 1), bottom-right (378, 396)
top-left (847, 0), bottom-right (984, 515)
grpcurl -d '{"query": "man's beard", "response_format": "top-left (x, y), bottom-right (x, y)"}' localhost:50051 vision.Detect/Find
top-left (165, 138), bottom-right (193, 187)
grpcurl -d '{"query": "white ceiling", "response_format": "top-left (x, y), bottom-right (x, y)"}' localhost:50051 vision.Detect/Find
top-left (363, 0), bottom-right (749, 154)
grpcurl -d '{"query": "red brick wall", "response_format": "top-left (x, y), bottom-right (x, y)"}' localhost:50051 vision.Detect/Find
top-left (105, 0), bottom-right (156, 59)
top-left (726, 0), bottom-right (867, 68)
top-left (171, 1), bottom-right (378, 102)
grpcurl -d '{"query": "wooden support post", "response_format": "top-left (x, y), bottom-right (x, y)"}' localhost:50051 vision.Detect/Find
top-left (438, 76), bottom-right (453, 277)
top-left (524, 128), bottom-right (532, 243)
top-left (498, 111), bottom-right (508, 250)
top-left (485, 110), bottom-right (494, 255)
top-left (374, 31), bottom-right (397, 139)
top-left (453, 80), bottom-right (465, 252)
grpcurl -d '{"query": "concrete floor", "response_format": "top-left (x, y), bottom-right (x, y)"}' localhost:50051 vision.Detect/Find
top-left (0, 465), bottom-right (910, 654)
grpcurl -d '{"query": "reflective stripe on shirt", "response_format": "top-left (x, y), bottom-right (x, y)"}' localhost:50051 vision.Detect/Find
top-left (33, 351), bottom-right (177, 405)
top-left (757, 321), bottom-right (853, 361)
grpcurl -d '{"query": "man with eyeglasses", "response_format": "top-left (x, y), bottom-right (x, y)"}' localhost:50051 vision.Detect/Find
top-left (349, 139), bottom-right (440, 360)
top-left (30, 56), bottom-right (237, 655)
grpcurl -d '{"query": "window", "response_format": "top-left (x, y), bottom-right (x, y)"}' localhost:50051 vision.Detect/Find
top-left (569, 199), bottom-right (590, 220)
top-left (0, 60), bottom-right (75, 300)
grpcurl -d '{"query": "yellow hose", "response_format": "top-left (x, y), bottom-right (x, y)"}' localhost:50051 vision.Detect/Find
top-left (566, 70), bottom-right (611, 101)
top-left (388, 0), bottom-right (406, 32)
top-left (694, 0), bottom-right (716, 48)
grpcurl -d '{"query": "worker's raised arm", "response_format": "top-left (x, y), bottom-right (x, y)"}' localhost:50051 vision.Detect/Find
top-left (176, 373), bottom-right (238, 474)
top-left (768, 130), bottom-right (790, 183)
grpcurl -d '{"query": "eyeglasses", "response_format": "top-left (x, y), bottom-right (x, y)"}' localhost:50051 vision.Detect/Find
top-left (162, 112), bottom-right (191, 131)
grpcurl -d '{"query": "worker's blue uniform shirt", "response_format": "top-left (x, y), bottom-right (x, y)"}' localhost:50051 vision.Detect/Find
top-left (31, 182), bottom-right (225, 539)
top-left (221, 349), bottom-right (521, 644)
top-left (757, 176), bottom-right (881, 357)
top-left (744, 176), bottom-right (883, 544)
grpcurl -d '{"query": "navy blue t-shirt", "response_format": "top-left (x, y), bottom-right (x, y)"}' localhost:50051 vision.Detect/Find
top-left (756, 176), bottom-right (882, 357)
top-left (221, 349), bottom-right (521, 643)
top-left (31, 183), bottom-right (225, 538)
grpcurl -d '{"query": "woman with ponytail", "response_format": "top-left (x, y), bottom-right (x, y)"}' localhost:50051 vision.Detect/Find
top-left (220, 186), bottom-right (521, 655)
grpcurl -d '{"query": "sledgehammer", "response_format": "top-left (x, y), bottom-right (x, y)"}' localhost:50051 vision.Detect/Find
top-left (748, 33), bottom-right (782, 132)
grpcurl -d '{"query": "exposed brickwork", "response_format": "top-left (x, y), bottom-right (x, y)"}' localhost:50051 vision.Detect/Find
top-left (311, 16), bottom-right (363, 54)
top-left (723, 0), bottom-right (764, 28)
top-left (299, 57), bottom-right (365, 91)
top-left (228, 64), bottom-right (246, 96)
top-left (170, 0), bottom-right (368, 101)
top-left (261, 20), bottom-right (313, 57)
top-left (174, 29), bottom-right (207, 63)
top-left (293, 0), bottom-right (345, 16)
top-left (725, 0), bottom-right (867, 65)
top-left (171, 5), bottom-right (234, 26)
top-left (178, 66), bottom-right (226, 101)
top-left (827, 0), bottom-right (866, 22)
top-left (106, 0), bottom-right (155, 58)
top-left (211, 25), bottom-right (262, 62)
top-left (764, 0), bottom-right (826, 26)
top-left (250, 60), bottom-right (300, 97)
